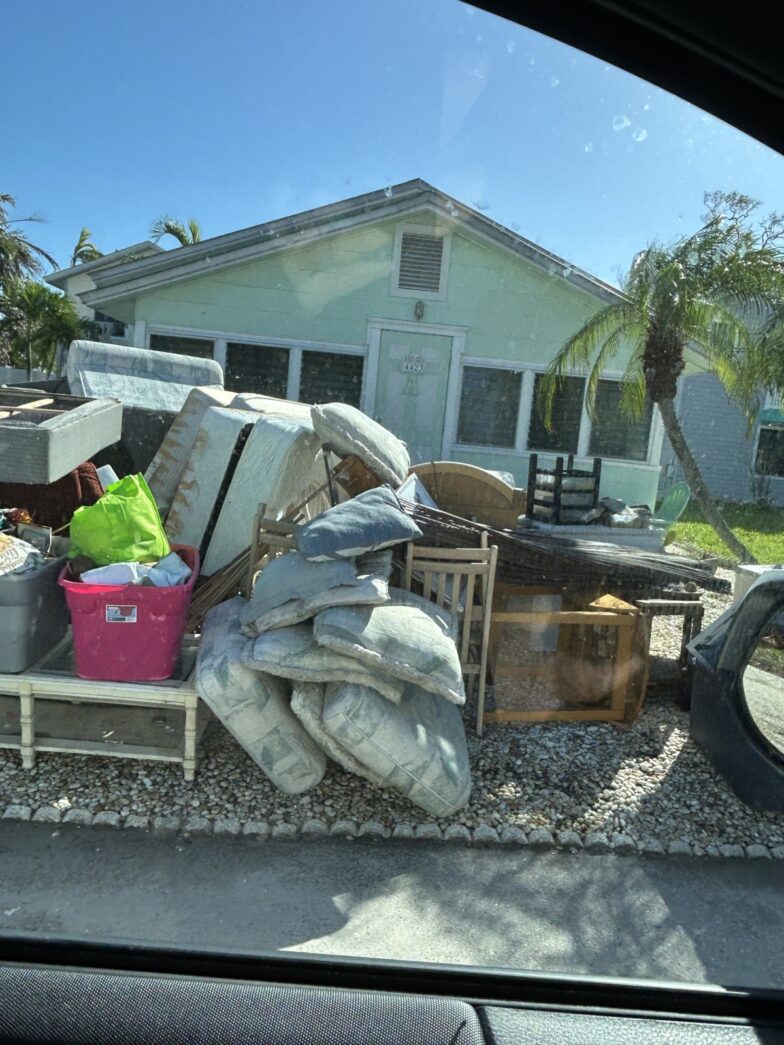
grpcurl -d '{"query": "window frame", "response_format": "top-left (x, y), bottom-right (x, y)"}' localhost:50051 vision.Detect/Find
top-left (449, 358), bottom-right (661, 465)
top-left (143, 323), bottom-right (367, 405)
top-left (389, 223), bottom-right (452, 302)
top-left (753, 423), bottom-right (784, 478)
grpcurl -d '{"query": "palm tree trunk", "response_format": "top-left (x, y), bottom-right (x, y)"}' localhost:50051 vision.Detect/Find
top-left (658, 397), bottom-right (756, 563)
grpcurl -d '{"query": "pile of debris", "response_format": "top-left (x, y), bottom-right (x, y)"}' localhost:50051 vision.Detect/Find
top-left (4, 335), bottom-right (772, 824)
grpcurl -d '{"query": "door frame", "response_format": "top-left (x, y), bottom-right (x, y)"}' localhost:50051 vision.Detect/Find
top-left (363, 318), bottom-right (468, 459)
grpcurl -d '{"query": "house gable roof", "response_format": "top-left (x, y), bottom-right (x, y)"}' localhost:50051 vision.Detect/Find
top-left (72, 181), bottom-right (623, 309)
top-left (46, 241), bottom-right (164, 288)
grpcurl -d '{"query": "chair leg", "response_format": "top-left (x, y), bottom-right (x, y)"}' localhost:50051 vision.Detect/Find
top-left (476, 657), bottom-right (487, 737)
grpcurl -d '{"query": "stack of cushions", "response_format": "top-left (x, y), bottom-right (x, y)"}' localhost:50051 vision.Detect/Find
top-left (195, 476), bottom-right (472, 815)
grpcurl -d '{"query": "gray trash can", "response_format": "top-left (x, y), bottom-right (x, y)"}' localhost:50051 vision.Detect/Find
top-left (0, 536), bottom-right (70, 673)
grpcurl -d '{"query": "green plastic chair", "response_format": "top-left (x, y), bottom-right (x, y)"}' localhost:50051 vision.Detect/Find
top-left (653, 481), bottom-right (691, 530)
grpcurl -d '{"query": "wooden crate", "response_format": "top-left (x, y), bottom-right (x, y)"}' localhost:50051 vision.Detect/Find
top-left (485, 586), bottom-right (648, 725)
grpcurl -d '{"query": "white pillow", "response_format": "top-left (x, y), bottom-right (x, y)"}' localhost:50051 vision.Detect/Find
top-left (311, 403), bottom-right (410, 486)
top-left (313, 589), bottom-right (466, 706)
top-left (322, 680), bottom-right (471, 816)
top-left (241, 550), bottom-right (390, 635)
top-left (195, 598), bottom-right (326, 794)
top-left (241, 622), bottom-right (405, 704)
top-left (290, 683), bottom-right (386, 788)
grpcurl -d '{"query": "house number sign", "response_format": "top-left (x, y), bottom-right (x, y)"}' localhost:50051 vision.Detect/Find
top-left (401, 352), bottom-right (425, 396)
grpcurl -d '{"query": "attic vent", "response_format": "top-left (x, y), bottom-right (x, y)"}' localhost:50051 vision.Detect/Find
top-left (397, 231), bottom-right (445, 293)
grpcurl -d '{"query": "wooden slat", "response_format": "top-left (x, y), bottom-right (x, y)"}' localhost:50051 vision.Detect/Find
top-left (410, 547), bottom-right (494, 562)
top-left (611, 614), bottom-right (636, 715)
top-left (483, 707), bottom-right (624, 723)
top-left (491, 611), bottom-right (633, 626)
top-left (412, 560), bottom-right (491, 575)
top-left (461, 571), bottom-right (476, 665)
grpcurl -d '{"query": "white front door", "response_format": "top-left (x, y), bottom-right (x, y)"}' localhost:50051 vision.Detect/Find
top-left (366, 322), bottom-right (464, 465)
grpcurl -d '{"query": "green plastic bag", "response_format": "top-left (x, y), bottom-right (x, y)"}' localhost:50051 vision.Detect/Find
top-left (69, 474), bottom-right (171, 566)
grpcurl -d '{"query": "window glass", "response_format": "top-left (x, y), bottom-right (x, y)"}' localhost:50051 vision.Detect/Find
top-left (224, 342), bottom-right (289, 397)
top-left (149, 333), bottom-right (214, 359)
top-left (589, 380), bottom-right (653, 461)
top-left (755, 426), bottom-right (784, 476)
top-left (299, 351), bottom-right (363, 406)
top-left (457, 366), bottom-right (521, 447)
top-left (529, 373), bottom-right (584, 453)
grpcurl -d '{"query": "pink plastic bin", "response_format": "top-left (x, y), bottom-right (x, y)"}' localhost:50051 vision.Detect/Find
top-left (59, 545), bottom-right (199, 682)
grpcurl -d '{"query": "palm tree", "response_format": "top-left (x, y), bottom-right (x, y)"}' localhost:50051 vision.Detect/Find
top-left (70, 227), bottom-right (103, 266)
top-left (149, 215), bottom-right (202, 246)
top-left (538, 192), bottom-right (784, 563)
top-left (0, 193), bottom-right (57, 288)
top-left (0, 280), bottom-right (84, 378)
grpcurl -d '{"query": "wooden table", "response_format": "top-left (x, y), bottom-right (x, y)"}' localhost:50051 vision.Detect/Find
top-left (0, 635), bottom-right (203, 780)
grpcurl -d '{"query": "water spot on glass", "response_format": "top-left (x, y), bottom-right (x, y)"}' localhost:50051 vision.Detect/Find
top-left (632, 128), bottom-right (648, 142)
top-left (473, 67), bottom-right (486, 80)
top-left (643, 102), bottom-right (651, 111)
top-left (476, 33), bottom-right (483, 42)
top-left (473, 198), bottom-right (490, 211)
top-left (384, 186), bottom-right (393, 198)
top-left (584, 142), bottom-right (594, 153)
top-left (563, 266), bottom-right (573, 277)
top-left (445, 201), bottom-right (458, 217)
top-left (506, 40), bottom-right (516, 54)
top-left (612, 115), bottom-right (631, 132)
top-left (528, 56), bottom-right (536, 66)
top-left (550, 76), bottom-right (560, 87)
top-left (510, 221), bottom-right (520, 231)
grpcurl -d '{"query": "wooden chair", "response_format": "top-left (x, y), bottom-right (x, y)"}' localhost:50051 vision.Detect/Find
top-left (245, 504), bottom-right (300, 595)
top-left (403, 535), bottom-right (498, 735)
top-left (525, 453), bottom-right (602, 525)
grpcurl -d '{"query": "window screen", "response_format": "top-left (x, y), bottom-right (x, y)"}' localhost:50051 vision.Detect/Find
top-left (457, 366), bottom-right (521, 448)
top-left (589, 380), bottom-right (653, 461)
top-left (755, 426), bottom-right (784, 476)
top-left (299, 351), bottom-right (364, 406)
top-left (225, 342), bottom-right (289, 397)
top-left (529, 374), bottom-right (585, 453)
top-left (149, 333), bottom-right (214, 359)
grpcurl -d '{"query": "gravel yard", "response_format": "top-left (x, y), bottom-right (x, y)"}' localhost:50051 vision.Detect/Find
top-left (3, 566), bottom-right (784, 856)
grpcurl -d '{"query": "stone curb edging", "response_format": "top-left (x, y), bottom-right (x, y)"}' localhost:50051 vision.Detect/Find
top-left (3, 804), bottom-right (782, 860)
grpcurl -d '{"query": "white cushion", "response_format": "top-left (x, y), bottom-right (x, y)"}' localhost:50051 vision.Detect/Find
top-left (240, 551), bottom-right (389, 635)
top-left (311, 403), bottom-right (410, 486)
top-left (195, 598), bottom-right (326, 794)
top-left (241, 622), bottom-right (405, 704)
top-left (322, 680), bottom-right (471, 816)
top-left (290, 683), bottom-right (386, 787)
top-left (313, 588), bottom-right (466, 706)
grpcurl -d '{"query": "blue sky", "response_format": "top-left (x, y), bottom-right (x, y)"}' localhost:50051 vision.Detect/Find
top-left (3, 0), bottom-right (784, 285)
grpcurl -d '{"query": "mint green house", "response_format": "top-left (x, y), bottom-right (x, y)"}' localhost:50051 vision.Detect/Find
top-left (50, 181), bottom-right (663, 506)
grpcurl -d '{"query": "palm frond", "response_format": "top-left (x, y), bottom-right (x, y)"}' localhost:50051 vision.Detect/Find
top-left (618, 354), bottom-right (648, 420)
top-left (537, 302), bottom-right (634, 427)
top-left (71, 227), bottom-right (103, 267)
top-left (187, 217), bottom-right (202, 244)
top-left (149, 215), bottom-right (202, 246)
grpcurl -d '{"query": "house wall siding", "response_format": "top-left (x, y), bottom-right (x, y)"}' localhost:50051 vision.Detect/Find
top-left (133, 213), bottom-right (604, 364)
top-left (659, 372), bottom-right (784, 505)
top-left (110, 210), bottom-right (660, 504)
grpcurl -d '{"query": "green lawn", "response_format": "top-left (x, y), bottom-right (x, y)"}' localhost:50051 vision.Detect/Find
top-left (668, 501), bottom-right (784, 563)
